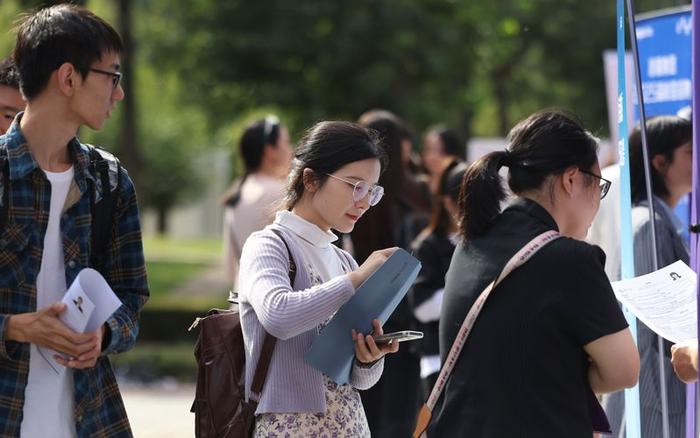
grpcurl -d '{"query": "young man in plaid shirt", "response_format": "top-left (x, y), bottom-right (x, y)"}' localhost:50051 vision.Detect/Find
top-left (0, 4), bottom-right (148, 436)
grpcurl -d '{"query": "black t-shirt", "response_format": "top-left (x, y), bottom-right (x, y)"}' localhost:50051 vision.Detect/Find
top-left (409, 231), bottom-right (456, 357)
top-left (429, 198), bottom-right (628, 438)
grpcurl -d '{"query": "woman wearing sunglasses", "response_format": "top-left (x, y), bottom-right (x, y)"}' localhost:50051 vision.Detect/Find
top-left (238, 121), bottom-right (400, 437)
top-left (605, 115), bottom-right (692, 438)
top-left (427, 110), bottom-right (639, 437)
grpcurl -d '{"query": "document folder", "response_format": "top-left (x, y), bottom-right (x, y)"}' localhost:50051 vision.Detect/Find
top-left (305, 248), bottom-right (421, 384)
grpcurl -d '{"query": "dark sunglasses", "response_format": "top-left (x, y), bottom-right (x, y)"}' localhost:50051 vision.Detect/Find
top-left (89, 68), bottom-right (122, 90)
top-left (579, 169), bottom-right (612, 200)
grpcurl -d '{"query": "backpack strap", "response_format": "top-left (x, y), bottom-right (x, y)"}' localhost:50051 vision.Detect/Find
top-left (248, 228), bottom-right (296, 406)
top-left (87, 146), bottom-right (122, 273)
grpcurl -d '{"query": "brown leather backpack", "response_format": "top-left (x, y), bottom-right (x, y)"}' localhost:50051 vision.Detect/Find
top-left (189, 229), bottom-right (296, 437)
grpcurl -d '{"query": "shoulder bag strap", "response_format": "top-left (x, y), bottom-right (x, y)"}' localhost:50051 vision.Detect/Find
top-left (248, 228), bottom-right (297, 406)
top-left (413, 230), bottom-right (561, 438)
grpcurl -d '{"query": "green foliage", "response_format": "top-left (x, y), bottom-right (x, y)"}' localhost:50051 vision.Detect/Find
top-left (0, 0), bottom-right (693, 224)
top-left (0, 1), bottom-right (23, 58)
top-left (145, 0), bottom-right (479, 137)
top-left (111, 341), bottom-right (197, 382)
top-left (146, 260), bottom-right (210, 299)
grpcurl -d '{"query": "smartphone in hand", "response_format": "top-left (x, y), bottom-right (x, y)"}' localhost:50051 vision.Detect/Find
top-left (373, 330), bottom-right (423, 344)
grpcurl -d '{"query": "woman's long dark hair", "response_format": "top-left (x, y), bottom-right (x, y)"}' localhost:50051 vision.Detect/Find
top-left (458, 109), bottom-right (599, 242)
top-left (425, 159), bottom-right (468, 236)
top-left (351, 110), bottom-right (432, 263)
top-left (220, 117), bottom-right (282, 207)
top-left (282, 121), bottom-right (387, 210)
top-left (629, 115), bottom-right (692, 204)
top-left (425, 124), bottom-right (465, 158)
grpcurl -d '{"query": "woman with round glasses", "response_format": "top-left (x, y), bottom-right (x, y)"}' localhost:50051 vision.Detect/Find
top-left (428, 110), bottom-right (639, 437)
top-left (238, 121), bottom-right (400, 437)
top-left (604, 115), bottom-right (692, 438)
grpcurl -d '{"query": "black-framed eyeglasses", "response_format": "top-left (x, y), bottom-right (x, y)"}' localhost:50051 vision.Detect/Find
top-left (89, 68), bottom-right (122, 90)
top-left (325, 173), bottom-right (384, 206)
top-left (579, 169), bottom-right (612, 200)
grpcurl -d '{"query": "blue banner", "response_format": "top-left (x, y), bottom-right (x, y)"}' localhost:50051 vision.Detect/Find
top-left (634, 8), bottom-right (692, 122)
top-left (618, 0), bottom-right (641, 436)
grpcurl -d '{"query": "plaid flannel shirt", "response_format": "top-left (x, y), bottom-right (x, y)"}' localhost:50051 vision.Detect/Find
top-left (0, 120), bottom-right (149, 437)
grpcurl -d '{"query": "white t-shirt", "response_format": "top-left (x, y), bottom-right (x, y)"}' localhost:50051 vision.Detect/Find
top-left (21, 166), bottom-right (76, 438)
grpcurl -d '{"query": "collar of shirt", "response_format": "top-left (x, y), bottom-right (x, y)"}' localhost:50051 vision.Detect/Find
top-left (275, 210), bottom-right (338, 248)
top-left (638, 195), bottom-right (685, 237)
top-left (503, 196), bottom-right (560, 232)
top-left (3, 112), bottom-right (93, 193)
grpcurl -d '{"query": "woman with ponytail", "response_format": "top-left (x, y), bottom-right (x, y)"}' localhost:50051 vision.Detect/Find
top-left (428, 110), bottom-right (639, 437)
top-left (221, 116), bottom-right (293, 285)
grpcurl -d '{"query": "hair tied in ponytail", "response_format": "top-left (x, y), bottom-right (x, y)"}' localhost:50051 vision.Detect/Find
top-left (500, 150), bottom-right (513, 168)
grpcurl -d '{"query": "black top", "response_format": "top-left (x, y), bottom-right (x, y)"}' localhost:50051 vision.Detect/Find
top-left (429, 198), bottom-right (628, 438)
top-left (409, 231), bottom-right (456, 357)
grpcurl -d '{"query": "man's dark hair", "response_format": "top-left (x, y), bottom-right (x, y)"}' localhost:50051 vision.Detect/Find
top-left (0, 58), bottom-right (20, 90)
top-left (13, 4), bottom-right (124, 100)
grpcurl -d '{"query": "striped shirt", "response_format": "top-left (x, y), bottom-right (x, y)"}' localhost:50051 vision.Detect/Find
top-left (604, 196), bottom-right (688, 438)
top-left (0, 120), bottom-right (149, 437)
top-left (238, 211), bottom-right (384, 414)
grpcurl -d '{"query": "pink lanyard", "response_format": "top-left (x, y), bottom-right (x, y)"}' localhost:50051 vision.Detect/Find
top-left (414, 230), bottom-right (561, 438)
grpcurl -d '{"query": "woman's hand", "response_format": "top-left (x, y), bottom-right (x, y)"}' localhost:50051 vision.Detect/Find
top-left (671, 340), bottom-right (699, 383)
top-left (353, 319), bottom-right (399, 364)
top-left (347, 247), bottom-right (398, 289)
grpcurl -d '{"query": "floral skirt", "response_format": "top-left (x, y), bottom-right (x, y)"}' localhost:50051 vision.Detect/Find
top-left (254, 376), bottom-right (370, 437)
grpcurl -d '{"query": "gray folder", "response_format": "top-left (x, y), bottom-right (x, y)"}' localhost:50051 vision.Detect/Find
top-left (305, 248), bottom-right (421, 384)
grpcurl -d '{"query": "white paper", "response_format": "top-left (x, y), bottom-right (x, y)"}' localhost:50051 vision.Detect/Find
top-left (611, 260), bottom-right (697, 344)
top-left (59, 268), bottom-right (122, 334)
top-left (60, 286), bottom-right (95, 333)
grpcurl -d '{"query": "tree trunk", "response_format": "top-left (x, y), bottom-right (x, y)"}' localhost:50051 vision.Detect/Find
top-left (156, 207), bottom-right (168, 235)
top-left (117, 0), bottom-right (143, 186)
top-left (494, 79), bottom-right (510, 136)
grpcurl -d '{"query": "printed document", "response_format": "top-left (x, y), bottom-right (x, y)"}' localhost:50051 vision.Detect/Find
top-left (60, 268), bottom-right (122, 334)
top-left (611, 260), bottom-right (697, 343)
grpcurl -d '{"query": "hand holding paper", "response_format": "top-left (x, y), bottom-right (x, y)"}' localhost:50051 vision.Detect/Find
top-left (59, 268), bottom-right (122, 334)
top-left (670, 339), bottom-right (699, 383)
top-left (41, 268), bottom-right (122, 371)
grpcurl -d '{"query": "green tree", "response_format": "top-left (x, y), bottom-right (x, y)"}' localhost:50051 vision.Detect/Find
top-left (144, 0), bottom-right (479, 138)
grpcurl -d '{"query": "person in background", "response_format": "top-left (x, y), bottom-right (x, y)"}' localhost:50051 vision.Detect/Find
top-left (605, 115), bottom-right (693, 437)
top-left (409, 158), bottom-right (467, 399)
top-left (421, 124), bottom-right (465, 191)
top-left (0, 57), bottom-right (24, 135)
top-left (429, 110), bottom-right (639, 437)
top-left (351, 109), bottom-right (431, 437)
top-left (238, 121), bottom-right (399, 437)
top-left (221, 115), bottom-right (293, 285)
